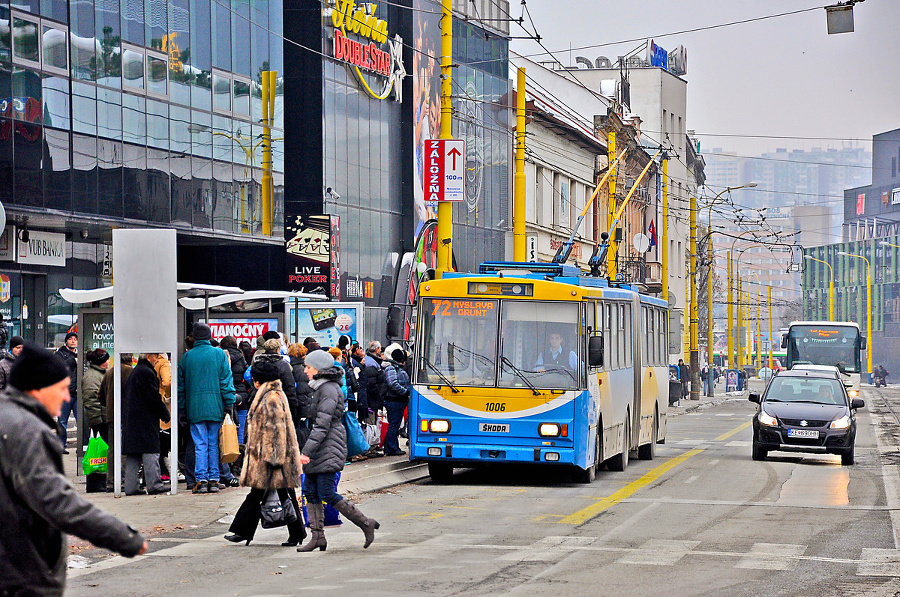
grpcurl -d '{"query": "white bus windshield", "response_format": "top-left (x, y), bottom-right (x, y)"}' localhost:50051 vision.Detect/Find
top-left (417, 298), bottom-right (499, 386)
top-left (498, 301), bottom-right (581, 390)
top-left (787, 325), bottom-right (861, 374)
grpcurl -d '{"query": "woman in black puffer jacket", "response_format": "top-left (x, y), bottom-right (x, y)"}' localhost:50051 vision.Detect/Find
top-left (288, 343), bottom-right (313, 418)
top-left (297, 349), bottom-right (379, 553)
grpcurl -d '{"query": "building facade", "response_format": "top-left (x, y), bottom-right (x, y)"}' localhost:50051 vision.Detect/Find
top-left (843, 128), bottom-right (900, 240)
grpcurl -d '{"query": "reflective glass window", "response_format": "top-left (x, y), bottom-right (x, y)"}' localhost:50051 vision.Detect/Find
top-left (43, 126), bottom-right (70, 210)
top-left (211, 0), bottom-right (230, 71)
top-left (146, 148), bottom-right (170, 222)
top-left (232, 0), bottom-right (249, 20)
top-left (212, 113), bottom-right (231, 162)
top-left (72, 133), bottom-right (97, 213)
top-left (40, 0), bottom-right (67, 23)
top-left (120, 0), bottom-right (144, 45)
top-left (146, 97), bottom-right (168, 149)
top-left (212, 160), bottom-right (232, 232)
top-left (13, 15), bottom-right (40, 66)
top-left (97, 138), bottom-right (123, 216)
top-left (191, 109), bottom-right (212, 159)
top-left (42, 24), bottom-right (67, 73)
top-left (95, 4), bottom-right (121, 88)
top-left (0, 118), bottom-right (13, 205)
top-left (96, 87), bottom-right (122, 140)
top-left (189, 0), bottom-right (211, 110)
top-left (192, 156), bottom-right (212, 228)
top-left (147, 51), bottom-right (167, 96)
top-left (41, 72), bottom-right (68, 129)
top-left (212, 70), bottom-right (230, 112)
top-left (250, 22), bottom-right (267, 115)
top-left (123, 142), bottom-right (147, 219)
top-left (11, 67), bottom-right (41, 123)
top-left (122, 45), bottom-right (144, 90)
top-left (233, 77), bottom-right (250, 117)
top-left (167, 0), bottom-right (190, 106)
top-left (146, 0), bottom-right (167, 48)
top-left (122, 92), bottom-right (146, 145)
top-left (71, 81), bottom-right (95, 134)
top-left (169, 104), bottom-right (190, 153)
top-left (170, 148), bottom-right (192, 224)
top-left (0, 7), bottom-right (11, 67)
top-left (15, 120), bottom-right (43, 207)
top-left (231, 14), bottom-right (250, 77)
top-left (69, 0), bottom-right (94, 79)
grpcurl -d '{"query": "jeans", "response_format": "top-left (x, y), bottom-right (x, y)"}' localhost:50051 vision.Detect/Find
top-left (57, 393), bottom-right (77, 447)
top-left (384, 401), bottom-right (406, 455)
top-left (236, 409), bottom-right (248, 444)
top-left (219, 462), bottom-right (235, 482)
top-left (302, 471), bottom-right (342, 506)
top-left (190, 421), bottom-right (221, 483)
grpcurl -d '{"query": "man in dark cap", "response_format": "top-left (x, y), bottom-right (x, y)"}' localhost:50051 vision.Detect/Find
top-left (0, 335), bottom-right (24, 390)
top-left (0, 343), bottom-right (147, 595)
top-left (382, 348), bottom-right (410, 456)
top-left (177, 322), bottom-right (236, 494)
top-left (55, 331), bottom-right (79, 450)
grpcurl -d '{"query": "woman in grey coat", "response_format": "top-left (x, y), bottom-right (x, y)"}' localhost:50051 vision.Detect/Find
top-left (297, 349), bottom-right (379, 552)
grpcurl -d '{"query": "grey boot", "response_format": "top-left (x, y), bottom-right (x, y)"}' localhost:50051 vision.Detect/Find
top-left (297, 503), bottom-right (326, 552)
top-left (334, 499), bottom-right (380, 548)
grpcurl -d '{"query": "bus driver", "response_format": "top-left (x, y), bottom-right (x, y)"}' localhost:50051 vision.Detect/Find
top-left (535, 332), bottom-right (578, 372)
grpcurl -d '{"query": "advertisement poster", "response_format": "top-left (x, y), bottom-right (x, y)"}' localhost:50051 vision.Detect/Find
top-left (80, 310), bottom-right (114, 352)
top-left (285, 302), bottom-right (364, 349)
top-left (201, 316), bottom-right (282, 346)
top-left (726, 370), bottom-right (738, 393)
top-left (285, 214), bottom-right (340, 299)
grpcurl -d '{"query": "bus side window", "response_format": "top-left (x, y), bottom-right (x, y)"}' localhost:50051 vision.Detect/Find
top-left (660, 310), bottom-right (667, 363)
top-left (604, 303), bottom-right (613, 370)
top-left (618, 304), bottom-right (626, 369)
top-left (624, 305), bottom-right (632, 369)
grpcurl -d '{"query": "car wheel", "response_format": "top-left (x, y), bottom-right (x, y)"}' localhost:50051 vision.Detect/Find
top-left (841, 445), bottom-right (855, 466)
top-left (751, 439), bottom-right (767, 461)
top-left (428, 462), bottom-right (454, 483)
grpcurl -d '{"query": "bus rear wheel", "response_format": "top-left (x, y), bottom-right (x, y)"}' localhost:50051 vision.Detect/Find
top-left (607, 416), bottom-right (630, 472)
top-left (428, 462), bottom-right (454, 483)
top-left (638, 411), bottom-right (657, 460)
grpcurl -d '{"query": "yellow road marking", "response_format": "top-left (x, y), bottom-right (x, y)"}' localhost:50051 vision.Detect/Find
top-left (558, 420), bottom-right (751, 525)
top-left (715, 420), bottom-right (752, 441)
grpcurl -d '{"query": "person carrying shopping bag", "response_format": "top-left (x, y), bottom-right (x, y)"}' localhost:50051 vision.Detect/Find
top-left (297, 349), bottom-right (379, 552)
top-left (224, 360), bottom-right (306, 546)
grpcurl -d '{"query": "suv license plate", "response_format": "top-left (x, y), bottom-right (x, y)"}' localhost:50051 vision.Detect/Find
top-left (479, 423), bottom-right (509, 433)
top-left (787, 429), bottom-right (819, 439)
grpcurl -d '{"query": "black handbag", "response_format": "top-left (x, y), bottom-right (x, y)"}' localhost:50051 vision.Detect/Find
top-left (259, 468), bottom-right (298, 529)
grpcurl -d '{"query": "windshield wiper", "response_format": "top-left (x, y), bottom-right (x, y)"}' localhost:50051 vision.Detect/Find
top-left (500, 356), bottom-right (541, 396)
top-left (423, 357), bottom-right (460, 393)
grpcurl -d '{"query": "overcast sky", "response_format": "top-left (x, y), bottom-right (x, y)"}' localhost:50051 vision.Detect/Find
top-left (510, 0), bottom-right (900, 158)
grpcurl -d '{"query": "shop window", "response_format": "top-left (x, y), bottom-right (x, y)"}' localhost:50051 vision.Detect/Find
top-left (122, 44), bottom-right (145, 90)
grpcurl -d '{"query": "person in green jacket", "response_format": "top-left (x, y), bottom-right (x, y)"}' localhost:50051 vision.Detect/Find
top-left (177, 322), bottom-right (236, 494)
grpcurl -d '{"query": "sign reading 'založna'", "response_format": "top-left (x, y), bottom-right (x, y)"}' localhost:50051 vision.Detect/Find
top-left (425, 139), bottom-right (465, 202)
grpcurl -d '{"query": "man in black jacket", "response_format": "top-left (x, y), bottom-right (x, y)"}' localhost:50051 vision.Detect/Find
top-left (363, 341), bottom-right (386, 423)
top-left (55, 331), bottom-right (79, 450)
top-left (0, 343), bottom-right (147, 596)
top-left (122, 356), bottom-right (171, 495)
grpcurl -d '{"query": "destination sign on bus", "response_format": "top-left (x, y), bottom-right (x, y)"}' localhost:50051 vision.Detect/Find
top-left (430, 299), bottom-right (495, 318)
top-left (809, 329), bottom-right (840, 339)
top-left (467, 282), bottom-right (534, 296)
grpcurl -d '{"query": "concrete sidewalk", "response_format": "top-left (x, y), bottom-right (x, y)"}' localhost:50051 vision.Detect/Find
top-left (666, 377), bottom-right (757, 418)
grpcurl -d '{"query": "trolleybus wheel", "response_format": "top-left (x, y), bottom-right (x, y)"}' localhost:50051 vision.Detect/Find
top-left (638, 410), bottom-right (658, 460)
top-left (428, 462), bottom-right (454, 483)
top-left (607, 414), bottom-right (630, 472)
top-left (574, 433), bottom-right (601, 484)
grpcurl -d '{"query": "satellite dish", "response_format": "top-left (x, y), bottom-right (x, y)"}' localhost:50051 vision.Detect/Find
top-left (633, 233), bottom-right (650, 253)
top-left (668, 291), bottom-right (676, 307)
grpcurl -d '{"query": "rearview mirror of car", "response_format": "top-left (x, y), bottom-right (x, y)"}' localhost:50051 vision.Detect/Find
top-left (749, 392), bottom-right (761, 404)
top-left (851, 398), bottom-right (865, 410)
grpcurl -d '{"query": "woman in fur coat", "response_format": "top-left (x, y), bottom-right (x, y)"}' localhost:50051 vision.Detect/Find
top-left (224, 360), bottom-right (306, 546)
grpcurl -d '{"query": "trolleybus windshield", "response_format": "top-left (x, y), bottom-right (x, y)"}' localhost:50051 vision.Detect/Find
top-left (787, 325), bottom-right (861, 373)
top-left (418, 298), bottom-right (499, 386)
top-left (499, 301), bottom-right (581, 390)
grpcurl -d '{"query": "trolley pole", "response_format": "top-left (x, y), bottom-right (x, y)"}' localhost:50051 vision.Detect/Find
top-left (768, 285), bottom-right (773, 369)
top-left (436, 0), bottom-right (454, 277)
top-left (661, 155), bottom-right (669, 359)
top-left (756, 290), bottom-right (761, 370)
top-left (513, 67), bottom-right (526, 262)
top-left (689, 195), bottom-right (699, 400)
top-left (727, 251), bottom-right (733, 370)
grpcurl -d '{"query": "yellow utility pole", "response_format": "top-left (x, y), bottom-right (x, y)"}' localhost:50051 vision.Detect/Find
top-left (804, 255), bottom-right (834, 321)
top-left (768, 284), bottom-right (773, 369)
top-left (261, 70), bottom-right (276, 236)
top-left (756, 289), bottom-right (761, 370)
top-left (736, 277), bottom-right (743, 369)
top-left (661, 156), bottom-right (668, 303)
top-left (689, 195), bottom-right (699, 399)
top-left (607, 133), bottom-right (617, 280)
top-left (707, 232), bottom-right (714, 369)
top-left (727, 251), bottom-right (733, 370)
top-left (436, 0), bottom-right (453, 277)
top-left (513, 67), bottom-right (526, 261)
top-left (839, 251), bottom-right (873, 381)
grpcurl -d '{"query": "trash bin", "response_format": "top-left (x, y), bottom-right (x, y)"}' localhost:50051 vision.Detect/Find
top-left (669, 380), bottom-right (682, 406)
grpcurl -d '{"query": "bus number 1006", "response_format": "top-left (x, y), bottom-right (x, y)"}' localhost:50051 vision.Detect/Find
top-left (485, 402), bottom-right (506, 412)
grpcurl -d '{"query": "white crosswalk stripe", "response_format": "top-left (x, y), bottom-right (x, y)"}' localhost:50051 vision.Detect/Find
top-left (378, 533), bottom-right (491, 559)
top-left (735, 543), bottom-right (807, 570)
top-left (857, 548), bottom-right (900, 576)
top-left (616, 539), bottom-right (701, 566)
top-left (498, 536), bottom-right (596, 562)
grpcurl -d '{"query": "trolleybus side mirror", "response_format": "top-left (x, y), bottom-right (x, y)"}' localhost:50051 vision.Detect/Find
top-left (748, 392), bottom-right (761, 404)
top-left (860, 337), bottom-right (867, 350)
top-left (781, 336), bottom-right (787, 349)
top-left (386, 305), bottom-right (404, 340)
top-left (588, 335), bottom-right (603, 367)
top-left (851, 398), bottom-right (865, 410)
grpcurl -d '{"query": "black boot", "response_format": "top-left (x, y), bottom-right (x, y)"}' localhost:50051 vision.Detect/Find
top-left (297, 503), bottom-right (326, 552)
top-left (334, 499), bottom-right (379, 548)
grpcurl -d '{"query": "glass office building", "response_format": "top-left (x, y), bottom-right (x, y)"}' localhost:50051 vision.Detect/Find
top-left (0, 0), bottom-right (285, 345)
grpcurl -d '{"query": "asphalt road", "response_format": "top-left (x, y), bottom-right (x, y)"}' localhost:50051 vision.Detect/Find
top-left (67, 386), bottom-right (900, 596)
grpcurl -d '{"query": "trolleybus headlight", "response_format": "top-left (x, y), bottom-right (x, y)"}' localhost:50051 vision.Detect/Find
top-left (429, 419), bottom-right (451, 433)
top-left (544, 452), bottom-right (560, 461)
top-left (758, 411), bottom-right (778, 427)
top-left (427, 447), bottom-right (442, 456)
top-left (830, 415), bottom-right (851, 430)
top-left (539, 423), bottom-right (561, 437)
top-left (848, 389), bottom-right (859, 398)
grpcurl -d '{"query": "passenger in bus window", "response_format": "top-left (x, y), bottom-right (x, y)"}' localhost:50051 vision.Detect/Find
top-left (535, 332), bottom-right (578, 372)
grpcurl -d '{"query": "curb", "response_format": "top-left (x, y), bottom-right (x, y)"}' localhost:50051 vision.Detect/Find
top-left (341, 458), bottom-right (429, 494)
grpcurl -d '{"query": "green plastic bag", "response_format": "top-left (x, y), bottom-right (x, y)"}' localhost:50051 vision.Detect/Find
top-left (82, 432), bottom-right (108, 475)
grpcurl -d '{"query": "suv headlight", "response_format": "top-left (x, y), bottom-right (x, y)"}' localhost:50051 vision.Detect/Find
top-left (830, 415), bottom-right (851, 430)
top-left (758, 411), bottom-right (778, 427)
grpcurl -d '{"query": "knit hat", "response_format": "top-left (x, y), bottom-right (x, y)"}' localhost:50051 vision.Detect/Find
top-left (262, 330), bottom-right (280, 341)
top-left (391, 348), bottom-right (407, 364)
top-left (338, 334), bottom-right (352, 350)
top-left (251, 360), bottom-right (280, 383)
top-left (64, 332), bottom-right (77, 342)
top-left (305, 349), bottom-right (335, 372)
top-left (263, 338), bottom-right (282, 353)
top-left (9, 336), bottom-right (24, 350)
top-left (9, 342), bottom-right (71, 391)
top-left (192, 322), bottom-right (212, 341)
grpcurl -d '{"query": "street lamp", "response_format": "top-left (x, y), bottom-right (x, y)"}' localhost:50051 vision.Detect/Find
top-left (804, 255), bottom-right (835, 321)
top-left (837, 251), bottom-right (872, 382)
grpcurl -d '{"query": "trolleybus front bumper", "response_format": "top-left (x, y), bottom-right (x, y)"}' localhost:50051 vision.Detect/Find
top-left (411, 442), bottom-right (577, 465)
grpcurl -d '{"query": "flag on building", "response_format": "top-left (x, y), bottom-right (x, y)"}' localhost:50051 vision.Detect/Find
top-left (648, 220), bottom-right (658, 247)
